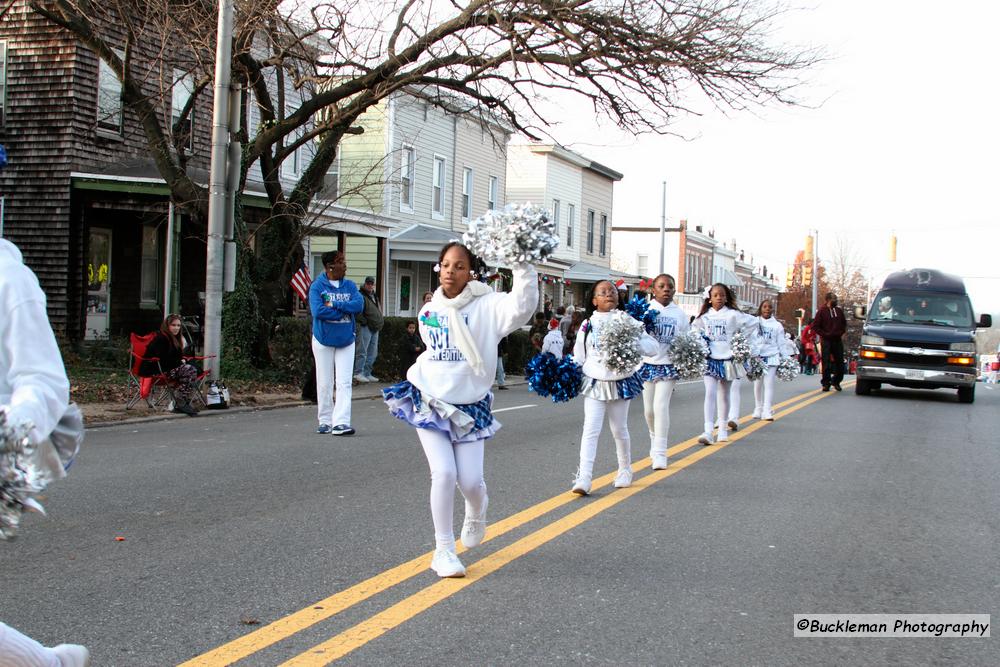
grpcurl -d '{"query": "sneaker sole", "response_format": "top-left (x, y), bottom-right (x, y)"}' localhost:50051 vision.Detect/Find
top-left (571, 487), bottom-right (590, 496)
top-left (698, 436), bottom-right (714, 445)
top-left (432, 568), bottom-right (466, 578)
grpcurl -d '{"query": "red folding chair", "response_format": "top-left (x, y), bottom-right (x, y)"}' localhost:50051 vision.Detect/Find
top-left (125, 332), bottom-right (174, 409)
top-left (183, 353), bottom-right (213, 409)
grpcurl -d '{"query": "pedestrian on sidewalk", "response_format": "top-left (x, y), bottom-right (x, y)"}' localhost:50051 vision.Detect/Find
top-left (401, 320), bottom-right (424, 372)
top-left (0, 238), bottom-right (90, 666)
top-left (382, 242), bottom-right (537, 578)
top-left (811, 292), bottom-right (847, 392)
top-left (353, 276), bottom-right (384, 383)
top-left (309, 250), bottom-right (363, 436)
top-left (495, 336), bottom-right (509, 389)
top-left (541, 318), bottom-right (564, 359)
top-left (693, 283), bottom-right (759, 445)
top-left (570, 281), bottom-right (658, 495)
top-left (638, 273), bottom-right (689, 470)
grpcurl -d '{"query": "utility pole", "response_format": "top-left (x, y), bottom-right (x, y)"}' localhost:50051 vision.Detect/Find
top-left (203, 0), bottom-right (235, 381)
top-left (658, 181), bottom-right (666, 273)
top-left (810, 230), bottom-right (819, 318)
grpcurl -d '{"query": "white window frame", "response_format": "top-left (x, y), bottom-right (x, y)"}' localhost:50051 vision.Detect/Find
top-left (461, 167), bottom-right (473, 221)
top-left (600, 214), bottom-right (608, 256)
top-left (139, 224), bottom-right (160, 306)
top-left (324, 152), bottom-right (340, 199)
top-left (282, 133), bottom-right (302, 178)
top-left (586, 210), bottom-right (595, 254)
top-left (400, 145), bottom-right (415, 212)
top-left (566, 203), bottom-right (575, 248)
top-left (552, 199), bottom-right (560, 237)
top-left (397, 268), bottom-right (416, 317)
top-left (171, 68), bottom-right (195, 150)
top-left (431, 155), bottom-right (446, 220)
top-left (487, 176), bottom-right (498, 210)
top-left (637, 254), bottom-right (649, 277)
top-left (97, 48), bottom-right (125, 134)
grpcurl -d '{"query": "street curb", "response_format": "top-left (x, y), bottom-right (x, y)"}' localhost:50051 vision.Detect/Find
top-left (84, 379), bottom-right (528, 429)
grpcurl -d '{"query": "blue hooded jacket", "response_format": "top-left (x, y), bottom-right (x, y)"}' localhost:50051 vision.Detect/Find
top-left (309, 275), bottom-right (363, 347)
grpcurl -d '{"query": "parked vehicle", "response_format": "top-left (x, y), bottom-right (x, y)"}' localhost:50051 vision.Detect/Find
top-left (856, 268), bottom-right (991, 403)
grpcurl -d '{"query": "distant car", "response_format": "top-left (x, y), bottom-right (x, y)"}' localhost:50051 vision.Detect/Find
top-left (855, 268), bottom-right (991, 403)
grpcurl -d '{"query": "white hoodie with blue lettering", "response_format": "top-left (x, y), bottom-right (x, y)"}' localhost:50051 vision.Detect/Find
top-left (756, 316), bottom-right (786, 366)
top-left (642, 300), bottom-right (690, 366)
top-left (407, 264), bottom-right (537, 405)
top-left (692, 305), bottom-right (759, 360)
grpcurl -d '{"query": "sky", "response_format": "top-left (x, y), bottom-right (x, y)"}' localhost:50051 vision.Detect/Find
top-left (549, 0), bottom-right (1000, 315)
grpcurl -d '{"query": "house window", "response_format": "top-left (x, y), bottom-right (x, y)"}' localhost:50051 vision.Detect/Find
top-left (140, 224), bottom-right (160, 305)
top-left (282, 133), bottom-right (301, 178)
top-left (397, 269), bottom-right (415, 316)
top-left (599, 214), bottom-right (608, 256)
top-left (400, 146), bottom-right (415, 211)
top-left (97, 48), bottom-right (125, 134)
top-left (637, 254), bottom-right (648, 277)
top-left (587, 210), bottom-right (595, 254)
top-left (462, 167), bottom-right (473, 221)
top-left (171, 69), bottom-right (195, 150)
top-left (551, 199), bottom-right (560, 237)
top-left (0, 42), bottom-right (7, 128)
top-left (566, 203), bottom-right (575, 247)
top-left (324, 154), bottom-right (339, 198)
top-left (432, 155), bottom-right (446, 218)
top-left (487, 176), bottom-right (498, 210)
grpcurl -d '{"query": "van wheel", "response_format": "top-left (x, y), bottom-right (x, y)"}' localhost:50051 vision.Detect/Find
top-left (957, 386), bottom-right (975, 404)
top-left (855, 379), bottom-right (872, 396)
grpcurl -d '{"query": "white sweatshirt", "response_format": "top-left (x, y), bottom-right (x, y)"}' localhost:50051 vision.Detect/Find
top-left (541, 329), bottom-right (564, 358)
top-left (642, 300), bottom-right (691, 366)
top-left (692, 305), bottom-right (759, 360)
top-left (574, 310), bottom-right (659, 381)
top-left (407, 264), bottom-right (537, 404)
top-left (756, 316), bottom-right (786, 364)
top-left (0, 239), bottom-right (70, 443)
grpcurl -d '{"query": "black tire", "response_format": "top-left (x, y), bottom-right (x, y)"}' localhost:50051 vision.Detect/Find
top-left (855, 379), bottom-right (872, 396)
top-left (872, 382), bottom-right (881, 390)
top-left (958, 386), bottom-right (975, 404)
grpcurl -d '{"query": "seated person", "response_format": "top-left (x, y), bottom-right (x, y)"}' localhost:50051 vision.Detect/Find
top-left (141, 314), bottom-right (200, 416)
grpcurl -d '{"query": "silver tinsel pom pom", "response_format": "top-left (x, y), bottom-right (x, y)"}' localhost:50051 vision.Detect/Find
top-left (596, 311), bottom-right (644, 375)
top-left (745, 356), bottom-right (766, 381)
top-left (462, 202), bottom-right (559, 265)
top-left (730, 330), bottom-right (752, 364)
top-left (776, 356), bottom-right (800, 382)
top-left (1, 408), bottom-right (41, 539)
top-left (668, 330), bottom-right (709, 379)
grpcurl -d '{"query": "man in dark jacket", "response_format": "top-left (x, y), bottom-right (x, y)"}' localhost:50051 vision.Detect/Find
top-left (354, 276), bottom-right (384, 383)
top-left (811, 292), bottom-right (847, 391)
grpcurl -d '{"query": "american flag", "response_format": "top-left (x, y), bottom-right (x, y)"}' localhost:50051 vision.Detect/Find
top-left (290, 261), bottom-right (311, 303)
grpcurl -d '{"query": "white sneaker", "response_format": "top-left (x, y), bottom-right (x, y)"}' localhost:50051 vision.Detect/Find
top-left (761, 411), bottom-right (774, 421)
top-left (461, 495), bottom-right (488, 548)
top-left (717, 430), bottom-right (729, 443)
top-left (51, 645), bottom-right (91, 667)
top-left (651, 453), bottom-right (668, 470)
top-left (365, 374), bottom-right (380, 382)
top-left (430, 548), bottom-right (466, 578)
top-left (752, 409), bottom-right (762, 419)
top-left (571, 471), bottom-right (592, 495)
top-left (698, 432), bottom-right (715, 445)
top-left (353, 374), bottom-right (369, 383)
top-left (613, 468), bottom-right (633, 488)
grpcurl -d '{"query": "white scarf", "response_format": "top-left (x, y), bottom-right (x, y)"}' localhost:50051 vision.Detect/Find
top-left (431, 281), bottom-right (492, 376)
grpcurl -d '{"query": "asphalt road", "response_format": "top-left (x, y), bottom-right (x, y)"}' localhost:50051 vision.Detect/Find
top-left (2, 376), bottom-right (997, 666)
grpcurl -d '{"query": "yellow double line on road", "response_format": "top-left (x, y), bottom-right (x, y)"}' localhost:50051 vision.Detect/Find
top-left (181, 383), bottom-right (845, 666)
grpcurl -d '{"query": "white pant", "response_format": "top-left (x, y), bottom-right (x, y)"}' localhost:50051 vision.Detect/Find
top-left (727, 378), bottom-right (742, 422)
top-left (312, 338), bottom-right (355, 427)
top-left (578, 397), bottom-right (632, 476)
top-left (703, 376), bottom-right (733, 434)
top-left (754, 366), bottom-right (777, 415)
top-left (642, 379), bottom-right (676, 456)
top-left (0, 622), bottom-right (59, 667)
top-left (417, 428), bottom-right (487, 551)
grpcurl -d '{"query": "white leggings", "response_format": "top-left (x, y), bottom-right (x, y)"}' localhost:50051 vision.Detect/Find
top-left (754, 366), bottom-right (778, 415)
top-left (0, 622), bottom-right (59, 667)
top-left (727, 378), bottom-right (742, 422)
top-left (578, 397), bottom-right (632, 476)
top-left (703, 376), bottom-right (733, 434)
top-left (417, 428), bottom-right (487, 552)
top-left (642, 379), bottom-right (676, 455)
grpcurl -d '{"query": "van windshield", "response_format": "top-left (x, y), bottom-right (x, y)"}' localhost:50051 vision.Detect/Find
top-left (871, 290), bottom-right (973, 327)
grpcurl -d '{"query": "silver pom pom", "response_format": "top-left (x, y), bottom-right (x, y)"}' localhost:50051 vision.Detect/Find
top-left (596, 311), bottom-right (644, 375)
top-left (776, 356), bottom-right (800, 382)
top-left (668, 330), bottom-right (709, 379)
top-left (730, 330), bottom-right (752, 364)
top-left (745, 356), bottom-right (766, 381)
top-left (462, 203), bottom-right (559, 266)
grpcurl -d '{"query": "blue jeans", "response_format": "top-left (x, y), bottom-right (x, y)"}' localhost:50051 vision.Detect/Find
top-left (354, 327), bottom-right (379, 377)
top-left (495, 355), bottom-right (506, 386)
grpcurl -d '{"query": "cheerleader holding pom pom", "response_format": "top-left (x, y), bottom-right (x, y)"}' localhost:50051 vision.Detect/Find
top-left (693, 283), bottom-right (760, 445)
top-left (637, 274), bottom-right (690, 470)
top-left (571, 281), bottom-right (658, 495)
top-left (382, 242), bottom-right (537, 577)
top-left (752, 299), bottom-right (786, 421)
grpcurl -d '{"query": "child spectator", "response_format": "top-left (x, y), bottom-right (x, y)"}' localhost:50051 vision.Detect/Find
top-left (401, 320), bottom-right (424, 371)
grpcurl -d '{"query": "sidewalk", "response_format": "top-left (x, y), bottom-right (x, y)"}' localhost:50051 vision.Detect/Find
top-left (82, 376), bottom-right (526, 428)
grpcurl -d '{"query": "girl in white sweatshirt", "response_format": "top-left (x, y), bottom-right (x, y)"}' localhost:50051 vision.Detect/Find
top-left (692, 283), bottom-right (759, 445)
top-left (638, 274), bottom-right (690, 470)
top-left (753, 299), bottom-right (786, 420)
top-left (571, 281), bottom-right (658, 495)
top-left (383, 242), bottom-right (537, 578)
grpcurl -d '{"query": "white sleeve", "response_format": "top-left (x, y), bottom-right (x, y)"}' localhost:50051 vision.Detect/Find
top-left (573, 320), bottom-right (589, 363)
top-left (638, 331), bottom-right (659, 357)
top-left (496, 263), bottom-right (539, 337)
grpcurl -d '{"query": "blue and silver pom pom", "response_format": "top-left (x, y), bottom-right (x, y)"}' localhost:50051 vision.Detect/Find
top-left (526, 352), bottom-right (582, 402)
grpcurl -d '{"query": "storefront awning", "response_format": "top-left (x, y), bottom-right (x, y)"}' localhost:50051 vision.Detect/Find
top-left (564, 260), bottom-right (643, 285)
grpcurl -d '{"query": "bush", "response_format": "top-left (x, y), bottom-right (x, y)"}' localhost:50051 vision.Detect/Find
top-left (270, 316), bottom-right (314, 384)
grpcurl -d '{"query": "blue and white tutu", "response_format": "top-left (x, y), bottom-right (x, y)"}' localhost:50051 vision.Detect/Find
top-left (637, 363), bottom-right (680, 383)
top-left (382, 380), bottom-right (500, 443)
top-left (579, 373), bottom-right (644, 401)
top-left (706, 358), bottom-right (746, 381)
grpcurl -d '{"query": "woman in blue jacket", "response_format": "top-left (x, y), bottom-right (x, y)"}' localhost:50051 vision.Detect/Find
top-left (309, 251), bottom-right (364, 435)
